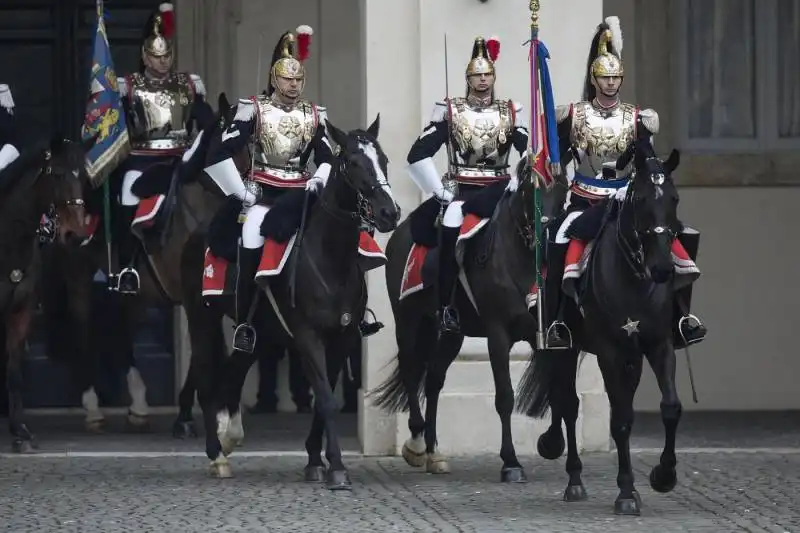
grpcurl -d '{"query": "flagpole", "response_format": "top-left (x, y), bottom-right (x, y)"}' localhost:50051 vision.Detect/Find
top-left (95, 0), bottom-right (114, 283)
top-left (529, 0), bottom-right (547, 350)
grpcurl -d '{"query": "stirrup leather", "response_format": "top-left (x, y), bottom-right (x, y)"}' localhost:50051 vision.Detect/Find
top-left (545, 320), bottom-right (573, 350)
top-left (677, 313), bottom-right (705, 347)
top-left (359, 308), bottom-right (384, 337)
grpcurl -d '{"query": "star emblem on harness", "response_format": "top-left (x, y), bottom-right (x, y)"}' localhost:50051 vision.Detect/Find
top-left (204, 264), bottom-right (215, 279)
top-left (621, 317), bottom-right (639, 336)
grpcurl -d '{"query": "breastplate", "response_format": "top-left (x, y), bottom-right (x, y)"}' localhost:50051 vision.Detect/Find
top-left (570, 101), bottom-right (637, 175)
top-left (127, 72), bottom-right (194, 147)
top-left (254, 97), bottom-right (318, 169)
top-left (448, 98), bottom-right (514, 168)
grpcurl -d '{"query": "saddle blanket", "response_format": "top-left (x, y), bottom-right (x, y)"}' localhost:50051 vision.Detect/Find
top-left (202, 231), bottom-right (385, 298)
top-left (399, 214), bottom-right (489, 301)
top-left (563, 237), bottom-right (701, 285)
top-left (132, 194), bottom-right (166, 233)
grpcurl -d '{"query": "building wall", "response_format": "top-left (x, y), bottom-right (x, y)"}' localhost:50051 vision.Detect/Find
top-left (604, 0), bottom-right (800, 411)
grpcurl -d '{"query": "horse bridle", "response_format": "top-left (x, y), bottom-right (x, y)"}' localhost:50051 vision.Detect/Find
top-left (615, 156), bottom-right (677, 279)
top-left (36, 149), bottom-right (86, 244)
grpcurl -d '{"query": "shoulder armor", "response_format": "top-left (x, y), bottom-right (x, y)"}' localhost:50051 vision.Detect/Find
top-left (430, 101), bottom-right (447, 123)
top-left (116, 76), bottom-right (128, 96)
top-left (0, 84), bottom-right (14, 111)
top-left (511, 100), bottom-right (524, 114)
top-left (234, 97), bottom-right (257, 122)
top-left (639, 108), bottom-right (659, 135)
top-left (555, 104), bottom-right (572, 123)
top-left (189, 74), bottom-right (206, 96)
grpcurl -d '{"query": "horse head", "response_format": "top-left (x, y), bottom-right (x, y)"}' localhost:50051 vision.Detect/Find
top-left (42, 133), bottom-right (96, 245)
top-left (325, 114), bottom-right (400, 233)
top-left (616, 137), bottom-right (682, 283)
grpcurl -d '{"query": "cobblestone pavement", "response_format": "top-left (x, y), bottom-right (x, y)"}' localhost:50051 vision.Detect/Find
top-left (0, 412), bottom-right (798, 532)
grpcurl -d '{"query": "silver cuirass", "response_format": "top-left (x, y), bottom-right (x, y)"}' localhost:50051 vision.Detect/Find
top-left (251, 96), bottom-right (321, 187)
top-left (125, 72), bottom-right (195, 149)
top-left (568, 101), bottom-right (637, 176)
top-left (447, 97), bottom-right (515, 184)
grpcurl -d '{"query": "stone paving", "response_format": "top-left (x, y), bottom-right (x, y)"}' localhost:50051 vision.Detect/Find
top-left (0, 412), bottom-right (798, 532)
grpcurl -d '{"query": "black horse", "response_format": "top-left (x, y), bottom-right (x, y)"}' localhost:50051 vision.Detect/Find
top-left (0, 135), bottom-right (94, 452)
top-left (195, 115), bottom-right (399, 490)
top-left (39, 94), bottom-right (231, 433)
top-left (516, 137), bottom-right (687, 515)
top-left (371, 157), bottom-right (569, 480)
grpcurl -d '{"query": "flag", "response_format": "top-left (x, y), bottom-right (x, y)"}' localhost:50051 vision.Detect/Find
top-left (529, 41), bottom-right (560, 187)
top-left (81, 0), bottom-right (130, 187)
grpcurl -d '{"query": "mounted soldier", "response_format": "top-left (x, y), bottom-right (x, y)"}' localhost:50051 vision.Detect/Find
top-left (0, 83), bottom-right (19, 171)
top-left (203, 26), bottom-right (335, 354)
top-left (406, 35), bottom-right (529, 334)
top-left (112, 2), bottom-right (213, 294)
top-left (543, 16), bottom-right (706, 349)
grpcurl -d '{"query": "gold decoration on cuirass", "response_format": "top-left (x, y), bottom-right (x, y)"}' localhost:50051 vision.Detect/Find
top-left (255, 97), bottom-right (316, 167)
top-left (449, 97), bottom-right (511, 161)
top-left (128, 72), bottom-right (193, 140)
top-left (571, 101), bottom-right (636, 159)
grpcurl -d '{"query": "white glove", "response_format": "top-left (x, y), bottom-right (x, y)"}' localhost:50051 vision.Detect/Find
top-left (614, 184), bottom-right (629, 201)
top-left (306, 176), bottom-right (324, 192)
top-left (434, 187), bottom-right (454, 203)
top-left (505, 175), bottom-right (519, 192)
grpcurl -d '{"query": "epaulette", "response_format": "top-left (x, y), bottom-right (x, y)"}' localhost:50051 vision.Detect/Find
top-left (234, 98), bottom-right (256, 122)
top-left (639, 108), bottom-right (659, 135)
top-left (189, 74), bottom-right (206, 96)
top-left (0, 84), bottom-right (15, 112)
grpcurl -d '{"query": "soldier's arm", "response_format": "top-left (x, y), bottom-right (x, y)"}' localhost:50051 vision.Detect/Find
top-left (555, 104), bottom-right (575, 167)
top-left (0, 84), bottom-right (19, 171)
top-left (510, 101), bottom-right (529, 155)
top-left (308, 106), bottom-right (334, 185)
top-left (188, 74), bottom-right (215, 133)
top-left (204, 97), bottom-right (258, 204)
top-left (637, 108), bottom-right (660, 143)
top-left (406, 101), bottom-right (451, 200)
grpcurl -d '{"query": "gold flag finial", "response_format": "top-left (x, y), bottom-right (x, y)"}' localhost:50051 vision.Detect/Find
top-left (530, 0), bottom-right (540, 32)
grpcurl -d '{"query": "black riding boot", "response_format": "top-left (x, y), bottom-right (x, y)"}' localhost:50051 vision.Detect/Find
top-left (438, 226), bottom-right (460, 334)
top-left (543, 242), bottom-right (573, 349)
top-left (674, 284), bottom-right (707, 349)
top-left (115, 206), bottom-right (140, 295)
top-left (232, 246), bottom-right (260, 354)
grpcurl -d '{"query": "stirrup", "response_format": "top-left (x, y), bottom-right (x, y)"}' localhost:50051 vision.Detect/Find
top-left (677, 313), bottom-right (706, 347)
top-left (439, 306), bottom-right (460, 334)
top-left (232, 323), bottom-right (256, 353)
top-left (545, 320), bottom-right (573, 350)
top-left (116, 267), bottom-right (140, 295)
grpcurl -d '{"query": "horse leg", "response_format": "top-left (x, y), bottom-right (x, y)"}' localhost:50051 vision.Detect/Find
top-left (399, 315), bottom-right (434, 468)
top-left (558, 349), bottom-right (587, 501)
top-left (173, 353), bottom-right (199, 439)
top-left (597, 349), bottom-right (644, 515)
top-left (485, 324), bottom-right (525, 483)
top-left (215, 346), bottom-right (259, 456)
top-left (645, 342), bottom-right (682, 494)
top-left (423, 332), bottom-right (463, 474)
top-left (6, 307), bottom-right (36, 453)
top-left (294, 326), bottom-right (350, 490)
top-left (119, 304), bottom-right (150, 432)
top-left (303, 327), bottom-right (356, 483)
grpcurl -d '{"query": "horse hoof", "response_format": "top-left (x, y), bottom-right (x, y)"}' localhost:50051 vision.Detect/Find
top-left (84, 419), bottom-right (105, 433)
top-left (172, 420), bottom-right (198, 439)
top-left (124, 414), bottom-right (150, 433)
top-left (326, 470), bottom-right (352, 491)
top-left (563, 484), bottom-right (588, 502)
top-left (208, 459), bottom-right (233, 479)
top-left (500, 466), bottom-right (527, 483)
top-left (304, 465), bottom-right (326, 483)
top-left (426, 453), bottom-right (450, 474)
top-left (614, 496), bottom-right (641, 516)
top-left (649, 465), bottom-right (677, 493)
top-left (537, 431), bottom-right (565, 460)
top-left (401, 441), bottom-right (427, 468)
top-left (11, 438), bottom-right (36, 454)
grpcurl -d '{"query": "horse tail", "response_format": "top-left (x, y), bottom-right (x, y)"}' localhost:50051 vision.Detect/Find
top-left (514, 348), bottom-right (560, 418)
top-left (368, 357), bottom-right (426, 413)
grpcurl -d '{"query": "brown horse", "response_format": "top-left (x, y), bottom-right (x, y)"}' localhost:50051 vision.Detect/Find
top-left (0, 135), bottom-right (94, 452)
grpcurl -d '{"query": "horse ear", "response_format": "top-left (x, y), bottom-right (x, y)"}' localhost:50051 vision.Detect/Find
top-left (663, 149), bottom-right (680, 174)
top-left (366, 113), bottom-right (380, 138)
top-left (325, 119), bottom-right (348, 149)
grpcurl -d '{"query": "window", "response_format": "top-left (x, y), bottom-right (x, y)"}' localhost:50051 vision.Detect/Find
top-left (674, 0), bottom-right (800, 152)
